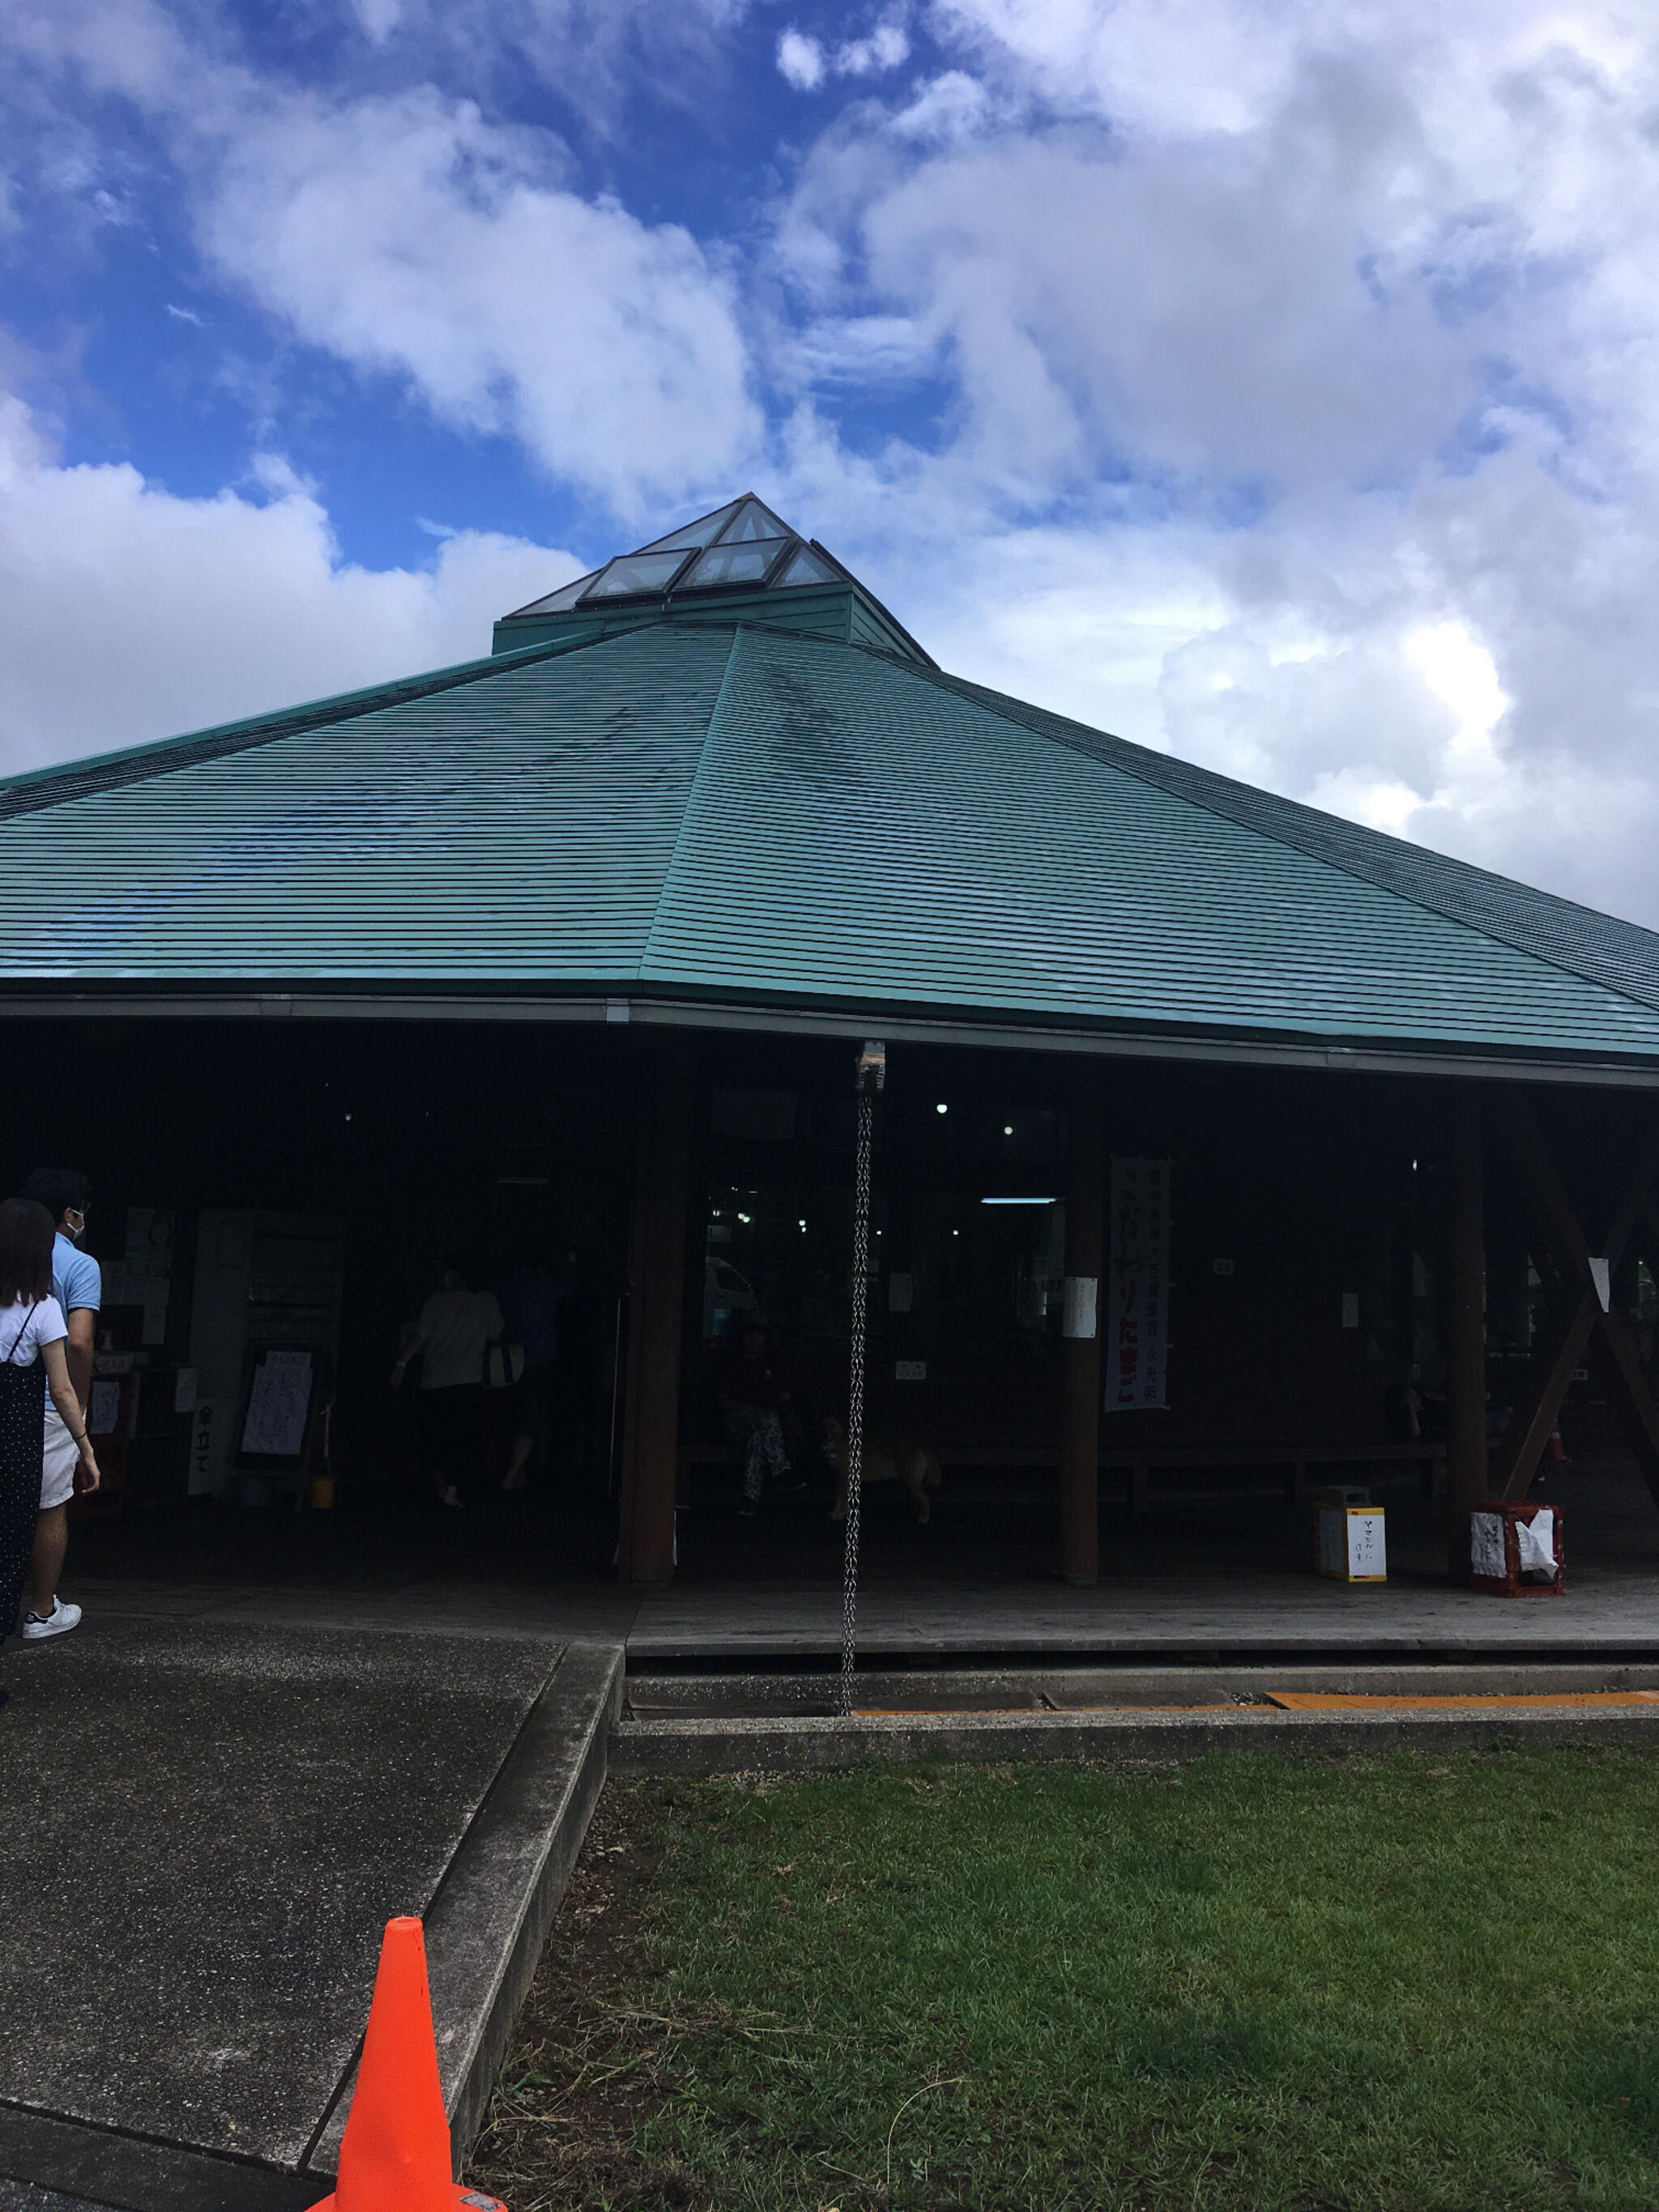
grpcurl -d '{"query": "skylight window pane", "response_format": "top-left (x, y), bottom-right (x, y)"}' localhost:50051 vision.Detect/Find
top-left (680, 538), bottom-right (790, 590)
top-left (715, 498), bottom-right (791, 543)
top-left (635, 502), bottom-right (742, 555)
top-left (511, 573), bottom-right (599, 616)
top-left (774, 545), bottom-right (839, 588)
top-left (580, 550), bottom-right (693, 601)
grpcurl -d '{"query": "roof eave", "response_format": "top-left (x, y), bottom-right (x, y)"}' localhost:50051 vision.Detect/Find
top-left (3, 976), bottom-right (1657, 1088)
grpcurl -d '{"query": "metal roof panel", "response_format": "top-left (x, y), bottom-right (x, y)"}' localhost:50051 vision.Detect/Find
top-left (5, 619), bottom-right (1659, 1066)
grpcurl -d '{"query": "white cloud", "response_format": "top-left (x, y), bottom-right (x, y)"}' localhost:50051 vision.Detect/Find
top-left (840, 23), bottom-right (911, 75)
top-left (890, 70), bottom-right (992, 141)
top-left (2, 5), bottom-right (761, 517)
top-left (352, 0), bottom-right (404, 44)
top-left (750, 0), bottom-right (1659, 927)
top-left (197, 87), bottom-right (760, 517)
top-left (0, 391), bottom-right (577, 777)
top-left (342, 0), bottom-right (758, 123)
top-left (777, 30), bottom-right (827, 91)
top-left (777, 18), bottom-right (910, 93)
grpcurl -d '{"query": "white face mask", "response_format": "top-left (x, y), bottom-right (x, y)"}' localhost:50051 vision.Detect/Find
top-left (64, 1209), bottom-right (86, 1243)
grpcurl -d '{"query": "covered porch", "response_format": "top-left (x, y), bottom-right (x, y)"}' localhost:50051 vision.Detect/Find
top-left (6, 1000), bottom-right (1657, 1621)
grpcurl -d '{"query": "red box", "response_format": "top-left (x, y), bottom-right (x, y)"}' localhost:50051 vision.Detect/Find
top-left (1469, 1499), bottom-right (1563, 1596)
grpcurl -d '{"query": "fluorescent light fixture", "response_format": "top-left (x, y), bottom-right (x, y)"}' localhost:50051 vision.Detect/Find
top-left (936, 1102), bottom-right (949, 1114)
top-left (980, 1196), bottom-right (1058, 1206)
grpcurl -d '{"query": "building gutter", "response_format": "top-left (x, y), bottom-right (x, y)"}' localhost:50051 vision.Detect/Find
top-left (4, 985), bottom-right (1659, 1089)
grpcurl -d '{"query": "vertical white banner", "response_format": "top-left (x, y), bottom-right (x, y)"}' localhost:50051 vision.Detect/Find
top-left (1103, 1156), bottom-right (1171, 1411)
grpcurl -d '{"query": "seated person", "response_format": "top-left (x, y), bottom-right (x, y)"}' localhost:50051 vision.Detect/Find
top-left (714, 1323), bottom-right (804, 1517)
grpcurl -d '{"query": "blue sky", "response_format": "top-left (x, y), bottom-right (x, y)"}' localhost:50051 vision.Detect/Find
top-left (6, 1), bottom-right (1659, 925)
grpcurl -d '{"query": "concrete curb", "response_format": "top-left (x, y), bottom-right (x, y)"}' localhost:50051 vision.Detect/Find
top-left (611, 1701), bottom-right (1659, 1775)
top-left (304, 1640), bottom-right (625, 2180)
top-left (0, 2106), bottom-right (317, 2212)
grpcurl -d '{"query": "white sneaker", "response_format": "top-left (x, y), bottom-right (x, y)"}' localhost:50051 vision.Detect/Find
top-left (22, 1600), bottom-right (82, 1641)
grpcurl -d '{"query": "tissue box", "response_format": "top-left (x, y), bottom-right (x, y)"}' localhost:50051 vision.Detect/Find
top-left (1469, 1500), bottom-right (1564, 1596)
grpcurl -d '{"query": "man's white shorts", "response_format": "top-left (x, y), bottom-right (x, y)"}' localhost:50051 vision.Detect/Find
top-left (41, 1400), bottom-right (78, 1511)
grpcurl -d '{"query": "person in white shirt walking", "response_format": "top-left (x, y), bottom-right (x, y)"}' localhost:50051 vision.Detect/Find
top-left (18, 1170), bottom-right (100, 1640)
top-left (0, 1200), bottom-right (100, 1693)
top-left (390, 1254), bottom-right (504, 1510)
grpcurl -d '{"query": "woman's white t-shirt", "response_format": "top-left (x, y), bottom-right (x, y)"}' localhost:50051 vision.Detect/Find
top-left (2, 1294), bottom-right (67, 1366)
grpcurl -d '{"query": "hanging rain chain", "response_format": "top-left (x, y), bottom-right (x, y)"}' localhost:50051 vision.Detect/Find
top-left (839, 1038), bottom-right (885, 1716)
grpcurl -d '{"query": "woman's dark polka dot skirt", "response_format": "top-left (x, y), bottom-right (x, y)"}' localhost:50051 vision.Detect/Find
top-left (0, 1360), bottom-right (44, 1644)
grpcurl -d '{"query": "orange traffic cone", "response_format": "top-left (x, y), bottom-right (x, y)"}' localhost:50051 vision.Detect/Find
top-left (308, 1917), bottom-right (505, 2212)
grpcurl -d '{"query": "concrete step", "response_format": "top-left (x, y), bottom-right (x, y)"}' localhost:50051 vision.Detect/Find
top-left (613, 1659), bottom-right (1659, 1772)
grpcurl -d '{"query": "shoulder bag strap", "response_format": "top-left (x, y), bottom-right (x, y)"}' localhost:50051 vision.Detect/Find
top-left (0, 1301), bottom-right (40, 1369)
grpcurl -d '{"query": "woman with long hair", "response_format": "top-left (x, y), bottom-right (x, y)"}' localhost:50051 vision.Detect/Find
top-left (0, 1199), bottom-right (99, 1699)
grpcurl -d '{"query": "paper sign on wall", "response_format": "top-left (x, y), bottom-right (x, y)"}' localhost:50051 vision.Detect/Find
top-left (1062, 1276), bottom-right (1098, 1340)
top-left (241, 1350), bottom-right (314, 1460)
top-left (1103, 1157), bottom-right (1171, 1412)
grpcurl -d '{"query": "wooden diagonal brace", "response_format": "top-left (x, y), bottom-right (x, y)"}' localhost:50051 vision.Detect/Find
top-left (1491, 1292), bottom-right (1600, 1501)
top-left (1492, 1109), bottom-right (1659, 1502)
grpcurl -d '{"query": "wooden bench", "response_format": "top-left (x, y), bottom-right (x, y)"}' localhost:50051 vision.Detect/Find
top-left (677, 1438), bottom-right (1444, 1511)
top-left (1099, 1441), bottom-right (1445, 1512)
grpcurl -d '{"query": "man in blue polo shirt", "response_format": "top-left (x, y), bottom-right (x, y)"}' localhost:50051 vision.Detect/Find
top-left (19, 1169), bottom-right (100, 1640)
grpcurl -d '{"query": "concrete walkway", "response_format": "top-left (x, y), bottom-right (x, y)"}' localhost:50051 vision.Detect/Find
top-left (0, 1618), bottom-right (619, 2212)
top-left (3, 1519), bottom-right (1657, 2208)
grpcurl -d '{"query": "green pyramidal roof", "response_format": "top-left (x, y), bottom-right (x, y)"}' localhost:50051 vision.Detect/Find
top-left (5, 514), bottom-right (1659, 1077)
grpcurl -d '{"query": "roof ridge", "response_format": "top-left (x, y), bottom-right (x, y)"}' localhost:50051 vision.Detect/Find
top-left (855, 647), bottom-right (1659, 1022)
top-left (637, 625), bottom-right (745, 979)
top-left (0, 629), bottom-right (603, 825)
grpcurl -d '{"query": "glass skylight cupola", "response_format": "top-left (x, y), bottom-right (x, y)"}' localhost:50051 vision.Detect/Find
top-left (507, 496), bottom-right (839, 620)
top-left (496, 493), bottom-right (934, 665)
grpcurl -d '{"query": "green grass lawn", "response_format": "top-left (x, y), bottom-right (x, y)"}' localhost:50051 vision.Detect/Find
top-left (474, 1746), bottom-right (1659, 2211)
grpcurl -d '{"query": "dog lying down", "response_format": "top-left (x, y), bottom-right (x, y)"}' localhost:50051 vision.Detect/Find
top-left (821, 1417), bottom-right (943, 1525)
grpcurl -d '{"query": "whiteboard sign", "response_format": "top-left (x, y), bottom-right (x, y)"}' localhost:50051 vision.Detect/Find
top-left (241, 1350), bottom-right (314, 1460)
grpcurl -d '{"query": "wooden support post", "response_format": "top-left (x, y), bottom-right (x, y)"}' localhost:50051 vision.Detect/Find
top-left (616, 1042), bottom-right (692, 1584)
top-left (1059, 1060), bottom-right (1105, 1585)
top-left (1444, 1088), bottom-right (1487, 1571)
